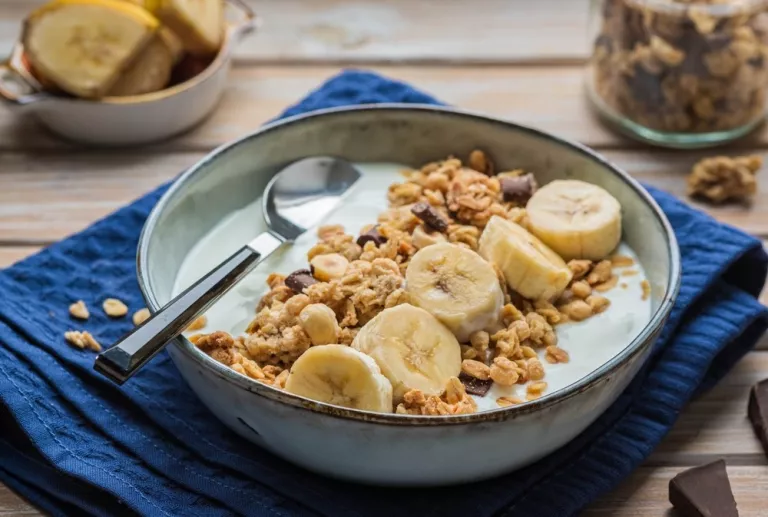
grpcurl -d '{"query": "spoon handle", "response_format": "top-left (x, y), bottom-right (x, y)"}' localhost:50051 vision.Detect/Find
top-left (94, 232), bottom-right (285, 385)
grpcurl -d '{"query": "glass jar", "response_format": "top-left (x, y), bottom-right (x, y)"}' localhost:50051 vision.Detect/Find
top-left (586, 0), bottom-right (768, 148)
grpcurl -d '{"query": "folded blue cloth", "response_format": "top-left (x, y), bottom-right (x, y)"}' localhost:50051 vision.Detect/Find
top-left (0, 71), bottom-right (766, 517)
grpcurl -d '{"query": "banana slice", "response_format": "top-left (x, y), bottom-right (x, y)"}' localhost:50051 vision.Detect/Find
top-left (526, 180), bottom-right (622, 261)
top-left (405, 242), bottom-right (503, 342)
top-left (151, 0), bottom-right (223, 55)
top-left (107, 30), bottom-right (175, 96)
top-left (284, 345), bottom-right (393, 413)
top-left (23, 0), bottom-right (159, 98)
top-left (352, 304), bottom-right (461, 401)
top-left (478, 215), bottom-right (572, 301)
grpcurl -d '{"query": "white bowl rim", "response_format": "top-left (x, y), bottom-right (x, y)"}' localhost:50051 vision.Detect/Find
top-left (136, 104), bottom-right (682, 427)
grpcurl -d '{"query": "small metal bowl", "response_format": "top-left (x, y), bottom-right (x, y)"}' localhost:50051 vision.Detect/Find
top-left (0, 0), bottom-right (257, 146)
top-left (138, 105), bottom-right (681, 486)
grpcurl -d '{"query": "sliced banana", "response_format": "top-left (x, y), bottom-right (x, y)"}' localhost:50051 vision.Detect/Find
top-left (526, 180), bottom-right (622, 261)
top-left (107, 31), bottom-right (174, 96)
top-left (284, 345), bottom-right (393, 413)
top-left (23, 0), bottom-right (159, 98)
top-left (151, 0), bottom-right (223, 55)
top-left (478, 215), bottom-right (572, 302)
top-left (352, 304), bottom-right (461, 401)
top-left (405, 242), bottom-right (503, 342)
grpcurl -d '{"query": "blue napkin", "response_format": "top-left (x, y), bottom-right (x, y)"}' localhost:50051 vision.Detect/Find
top-left (1, 71), bottom-right (766, 517)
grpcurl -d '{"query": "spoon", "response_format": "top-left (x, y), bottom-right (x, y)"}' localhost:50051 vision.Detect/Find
top-left (94, 157), bottom-right (361, 385)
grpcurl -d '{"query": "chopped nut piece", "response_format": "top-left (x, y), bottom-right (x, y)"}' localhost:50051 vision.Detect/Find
top-left (411, 225), bottom-right (446, 249)
top-left (687, 155), bottom-right (761, 204)
top-left (587, 260), bottom-right (612, 285)
top-left (310, 253), bottom-right (350, 282)
top-left (187, 315), bottom-right (207, 331)
top-left (594, 275), bottom-right (619, 293)
top-left (64, 330), bottom-right (102, 352)
top-left (622, 269), bottom-right (639, 277)
top-left (568, 260), bottom-right (592, 280)
top-left (558, 300), bottom-right (593, 322)
top-left (527, 381), bottom-right (548, 396)
top-left (527, 359), bottom-right (546, 381)
top-left (69, 300), bottom-right (89, 320)
top-left (641, 280), bottom-right (652, 301)
top-left (586, 294), bottom-right (611, 314)
top-left (571, 281), bottom-right (592, 299)
top-left (490, 356), bottom-right (520, 386)
top-left (133, 308), bottom-right (150, 326)
top-left (298, 303), bottom-right (339, 346)
top-left (468, 149), bottom-right (493, 175)
top-left (545, 346), bottom-right (570, 364)
top-left (497, 396), bottom-right (524, 407)
top-left (103, 298), bottom-right (128, 318)
top-left (460, 344), bottom-right (478, 360)
top-left (469, 330), bottom-right (490, 352)
top-left (462, 359), bottom-right (491, 380)
top-left (610, 254), bottom-right (635, 267)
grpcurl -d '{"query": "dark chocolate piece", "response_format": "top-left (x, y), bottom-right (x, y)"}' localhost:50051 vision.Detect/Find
top-left (410, 202), bottom-right (449, 232)
top-left (669, 460), bottom-right (739, 517)
top-left (500, 174), bottom-right (538, 205)
top-left (628, 65), bottom-right (665, 106)
top-left (459, 372), bottom-right (493, 397)
top-left (748, 378), bottom-right (768, 459)
top-left (284, 269), bottom-right (317, 293)
top-left (356, 227), bottom-right (386, 248)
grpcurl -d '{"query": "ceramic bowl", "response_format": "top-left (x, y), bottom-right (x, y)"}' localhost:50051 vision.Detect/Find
top-left (138, 105), bottom-right (681, 486)
top-left (0, 0), bottom-right (257, 146)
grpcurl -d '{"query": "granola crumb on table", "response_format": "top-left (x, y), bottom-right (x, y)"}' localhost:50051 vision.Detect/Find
top-left (64, 330), bottom-right (102, 352)
top-left (687, 154), bottom-right (762, 204)
top-left (68, 300), bottom-right (89, 320)
top-left (192, 150), bottom-right (638, 414)
top-left (103, 298), bottom-right (128, 318)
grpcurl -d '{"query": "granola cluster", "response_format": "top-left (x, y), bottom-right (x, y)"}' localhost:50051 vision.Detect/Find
top-left (192, 151), bottom-right (633, 414)
top-left (687, 154), bottom-right (762, 203)
top-left (592, 0), bottom-right (768, 134)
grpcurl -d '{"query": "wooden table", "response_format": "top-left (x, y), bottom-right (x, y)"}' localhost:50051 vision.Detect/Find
top-left (1, 0), bottom-right (767, 514)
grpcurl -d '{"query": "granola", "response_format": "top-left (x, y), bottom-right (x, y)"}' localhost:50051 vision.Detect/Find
top-left (192, 150), bottom-right (646, 415)
top-left (591, 0), bottom-right (768, 135)
top-left (687, 154), bottom-right (761, 203)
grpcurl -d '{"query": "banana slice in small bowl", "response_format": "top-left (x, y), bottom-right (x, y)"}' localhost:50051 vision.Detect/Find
top-left (0, 0), bottom-right (258, 145)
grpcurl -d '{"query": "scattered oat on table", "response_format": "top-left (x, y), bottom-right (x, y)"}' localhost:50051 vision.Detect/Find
top-left (133, 308), bottom-right (150, 326)
top-left (103, 298), bottom-right (128, 318)
top-left (64, 330), bottom-right (102, 352)
top-left (187, 315), bottom-right (208, 331)
top-left (68, 300), bottom-right (89, 320)
top-left (687, 155), bottom-right (761, 204)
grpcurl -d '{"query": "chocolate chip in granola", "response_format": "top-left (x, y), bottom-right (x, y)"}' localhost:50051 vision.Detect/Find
top-left (459, 372), bottom-right (493, 397)
top-left (668, 460), bottom-right (738, 517)
top-left (748, 378), bottom-right (768, 460)
top-left (284, 269), bottom-right (317, 294)
top-left (410, 202), bottom-right (449, 232)
top-left (501, 174), bottom-right (538, 205)
top-left (356, 226), bottom-right (386, 248)
top-left (628, 65), bottom-right (665, 106)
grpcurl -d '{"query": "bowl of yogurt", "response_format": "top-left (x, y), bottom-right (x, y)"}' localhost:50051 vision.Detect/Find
top-left (137, 104), bottom-right (681, 485)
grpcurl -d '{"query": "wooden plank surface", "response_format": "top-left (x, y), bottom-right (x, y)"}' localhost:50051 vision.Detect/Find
top-left (7, 65), bottom-right (768, 153)
top-left (0, 0), bottom-right (592, 65)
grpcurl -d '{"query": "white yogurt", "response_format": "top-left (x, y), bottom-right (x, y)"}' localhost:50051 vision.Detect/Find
top-left (174, 163), bottom-right (652, 412)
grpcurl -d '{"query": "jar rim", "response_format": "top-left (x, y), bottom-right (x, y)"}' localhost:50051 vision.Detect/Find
top-left (625, 0), bottom-right (768, 16)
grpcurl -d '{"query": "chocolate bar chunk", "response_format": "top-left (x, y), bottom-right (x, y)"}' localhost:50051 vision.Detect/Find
top-left (356, 226), bottom-right (386, 247)
top-left (748, 378), bottom-right (768, 459)
top-left (501, 174), bottom-right (538, 205)
top-left (284, 269), bottom-right (317, 294)
top-left (459, 372), bottom-right (493, 397)
top-left (669, 460), bottom-right (738, 517)
top-left (410, 202), bottom-right (449, 232)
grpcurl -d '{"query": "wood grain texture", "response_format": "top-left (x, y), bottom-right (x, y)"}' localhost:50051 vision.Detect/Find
top-left (583, 466), bottom-right (768, 516)
top-left (6, 65), bottom-right (768, 153)
top-left (0, 0), bottom-right (592, 64)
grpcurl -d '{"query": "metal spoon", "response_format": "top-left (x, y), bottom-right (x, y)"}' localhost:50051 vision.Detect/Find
top-left (94, 157), bottom-right (361, 385)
